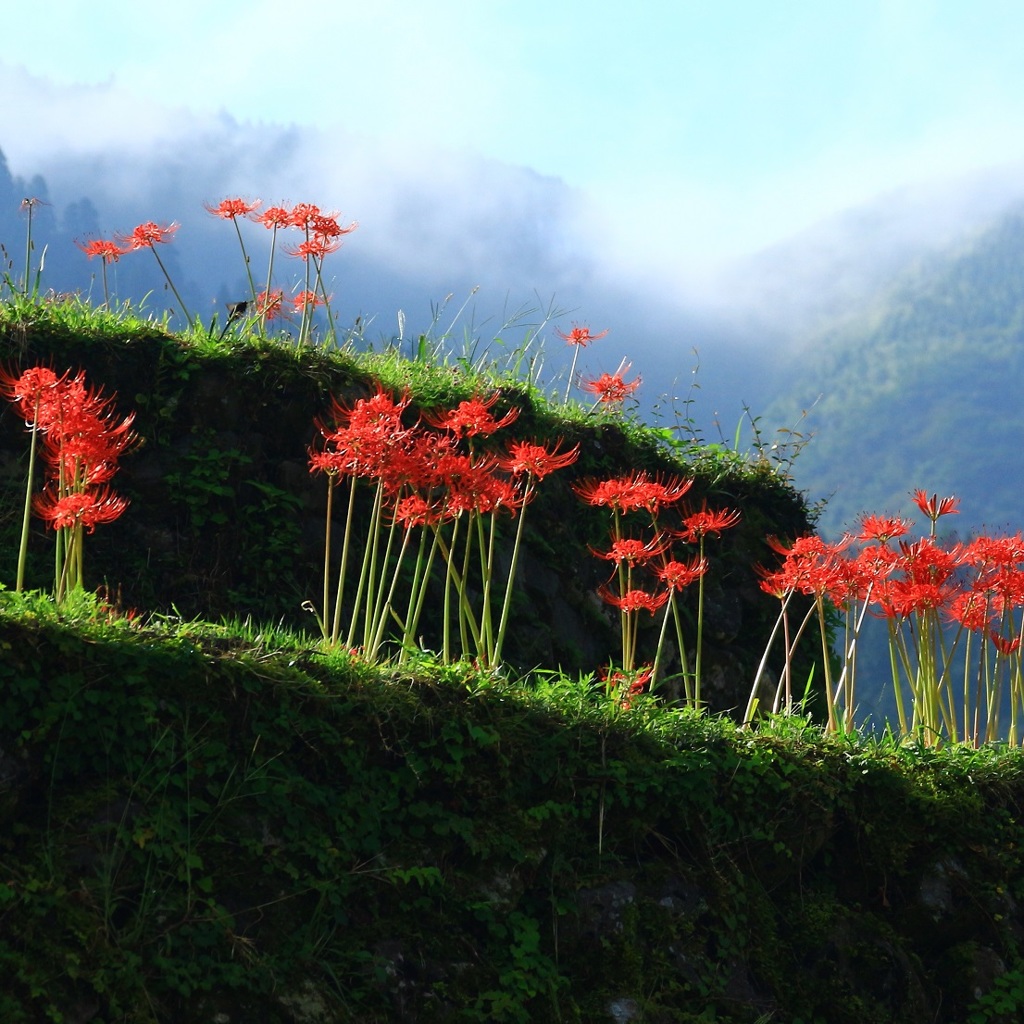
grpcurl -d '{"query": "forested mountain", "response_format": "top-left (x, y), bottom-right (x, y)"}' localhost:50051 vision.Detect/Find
top-left (769, 205), bottom-right (1024, 538)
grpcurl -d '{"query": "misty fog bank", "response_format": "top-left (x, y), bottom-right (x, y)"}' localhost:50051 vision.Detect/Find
top-left (5, 61), bottom-right (1024, 442)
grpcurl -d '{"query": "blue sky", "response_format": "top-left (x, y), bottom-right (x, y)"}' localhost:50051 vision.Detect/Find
top-left (5, 0), bottom-right (1024, 268)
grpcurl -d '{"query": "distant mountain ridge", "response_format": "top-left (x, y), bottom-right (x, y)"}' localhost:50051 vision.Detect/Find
top-left (716, 163), bottom-right (1024, 336)
top-left (767, 201), bottom-right (1024, 538)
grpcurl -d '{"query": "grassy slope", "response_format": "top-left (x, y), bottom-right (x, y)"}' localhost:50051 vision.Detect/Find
top-left (3, 599), bottom-right (1024, 1024)
top-left (0, 294), bottom-right (816, 699)
top-left (2, 299), bottom-right (1024, 1022)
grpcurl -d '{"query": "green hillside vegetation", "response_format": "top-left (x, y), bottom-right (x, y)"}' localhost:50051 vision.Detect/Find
top-left (0, 292), bottom-right (816, 705)
top-left (770, 206), bottom-right (1024, 537)
top-left (5, 593), bottom-right (1024, 1024)
top-left (3, 298), bottom-right (1024, 1022)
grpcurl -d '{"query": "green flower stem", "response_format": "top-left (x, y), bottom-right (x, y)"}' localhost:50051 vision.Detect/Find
top-left (401, 526), bottom-right (441, 657)
top-left (693, 536), bottom-right (707, 711)
top-left (364, 512), bottom-right (401, 653)
top-left (260, 225), bottom-right (279, 334)
top-left (367, 526), bottom-right (413, 661)
top-left (744, 591), bottom-right (794, 723)
top-left (318, 475), bottom-right (336, 641)
top-left (146, 244), bottom-right (193, 325)
top-left (231, 215), bottom-right (258, 306)
top-left (331, 478), bottom-right (359, 644)
top-left (15, 410), bottom-right (40, 592)
top-left (345, 480), bottom-right (384, 650)
top-left (494, 481), bottom-right (532, 665)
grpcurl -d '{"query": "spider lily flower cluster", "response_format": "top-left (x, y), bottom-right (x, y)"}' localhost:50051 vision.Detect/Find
top-left (72, 197), bottom-right (358, 342)
top-left (556, 322), bottom-right (609, 402)
top-left (554, 320), bottom-right (646, 414)
top-left (749, 489), bottom-right (1024, 745)
top-left (307, 383), bottom-right (579, 666)
top-left (581, 359), bottom-right (642, 407)
top-left (575, 471), bottom-right (740, 709)
top-left (66, 194), bottom-right (638, 421)
top-left (0, 365), bottom-right (137, 601)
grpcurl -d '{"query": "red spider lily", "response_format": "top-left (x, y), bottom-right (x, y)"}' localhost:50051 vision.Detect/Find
top-left (311, 386), bottom-right (418, 482)
top-left (596, 585), bottom-right (668, 614)
top-left (581, 363), bottom-right (641, 403)
top-left (284, 236), bottom-right (343, 261)
top-left (391, 432), bottom-right (457, 493)
top-left (962, 533), bottom-right (1024, 569)
top-left (256, 289), bottom-right (284, 321)
top-left (758, 571), bottom-right (790, 601)
top-left (577, 470), bottom-right (687, 673)
top-left (897, 536), bottom-right (964, 587)
top-left (289, 203), bottom-right (322, 229)
top-left (557, 320), bottom-right (610, 401)
top-left (118, 221), bottom-right (179, 250)
top-left (556, 323), bottom-right (608, 347)
top-left (858, 513), bottom-right (912, 543)
top-left (878, 579), bottom-right (954, 618)
top-left (422, 393), bottom-right (519, 438)
top-left (574, 471), bottom-right (692, 515)
top-left (312, 419), bottom-right (413, 481)
top-left (762, 534), bottom-right (852, 597)
top-left (33, 485), bottom-right (128, 533)
top-left (247, 204), bottom-right (295, 332)
top-left (251, 204), bottom-right (293, 229)
top-left (76, 238), bottom-right (130, 303)
top-left (676, 505), bottom-right (741, 543)
top-left (392, 493), bottom-right (446, 529)
top-left (600, 665), bottom-right (653, 709)
top-left (434, 453), bottom-right (517, 517)
top-left (640, 475), bottom-right (694, 510)
top-left (116, 221), bottom-right (191, 321)
top-left (292, 289), bottom-right (325, 312)
top-left (76, 238), bottom-right (129, 263)
top-left (308, 448), bottom-right (346, 478)
top-left (945, 589), bottom-right (997, 632)
top-left (319, 385), bottom-right (412, 437)
top-left (46, 383), bottom-right (137, 444)
top-left (43, 425), bottom-right (136, 488)
top-left (3, 365), bottom-right (137, 598)
top-left (988, 567), bottom-right (1024, 607)
top-left (0, 365), bottom-right (64, 425)
top-left (656, 556), bottom-right (708, 591)
top-left (591, 534), bottom-right (670, 567)
top-left (204, 197), bottom-right (262, 219)
top-left (497, 438), bottom-right (580, 480)
top-left (310, 214), bottom-right (357, 239)
top-left (459, 473), bottom-right (522, 517)
top-left (493, 441), bottom-right (580, 667)
top-left (991, 632), bottom-right (1022, 655)
top-left (206, 198), bottom-right (264, 304)
top-left (9, 370), bottom-right (138, 472)
top-left (873, 538), bottom-right (964, 619)
top-left (913, 489), bottom-right (959, 523)
top-left (845, 543), bottom-right (900, 600)
top-left (309, 386), bottom-right (423, 652)
top-left (756, 501), bottom-right (1024, 743)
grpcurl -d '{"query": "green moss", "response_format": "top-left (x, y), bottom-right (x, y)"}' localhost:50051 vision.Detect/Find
top-left (1, 602), bottom-right (1023, 1021)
